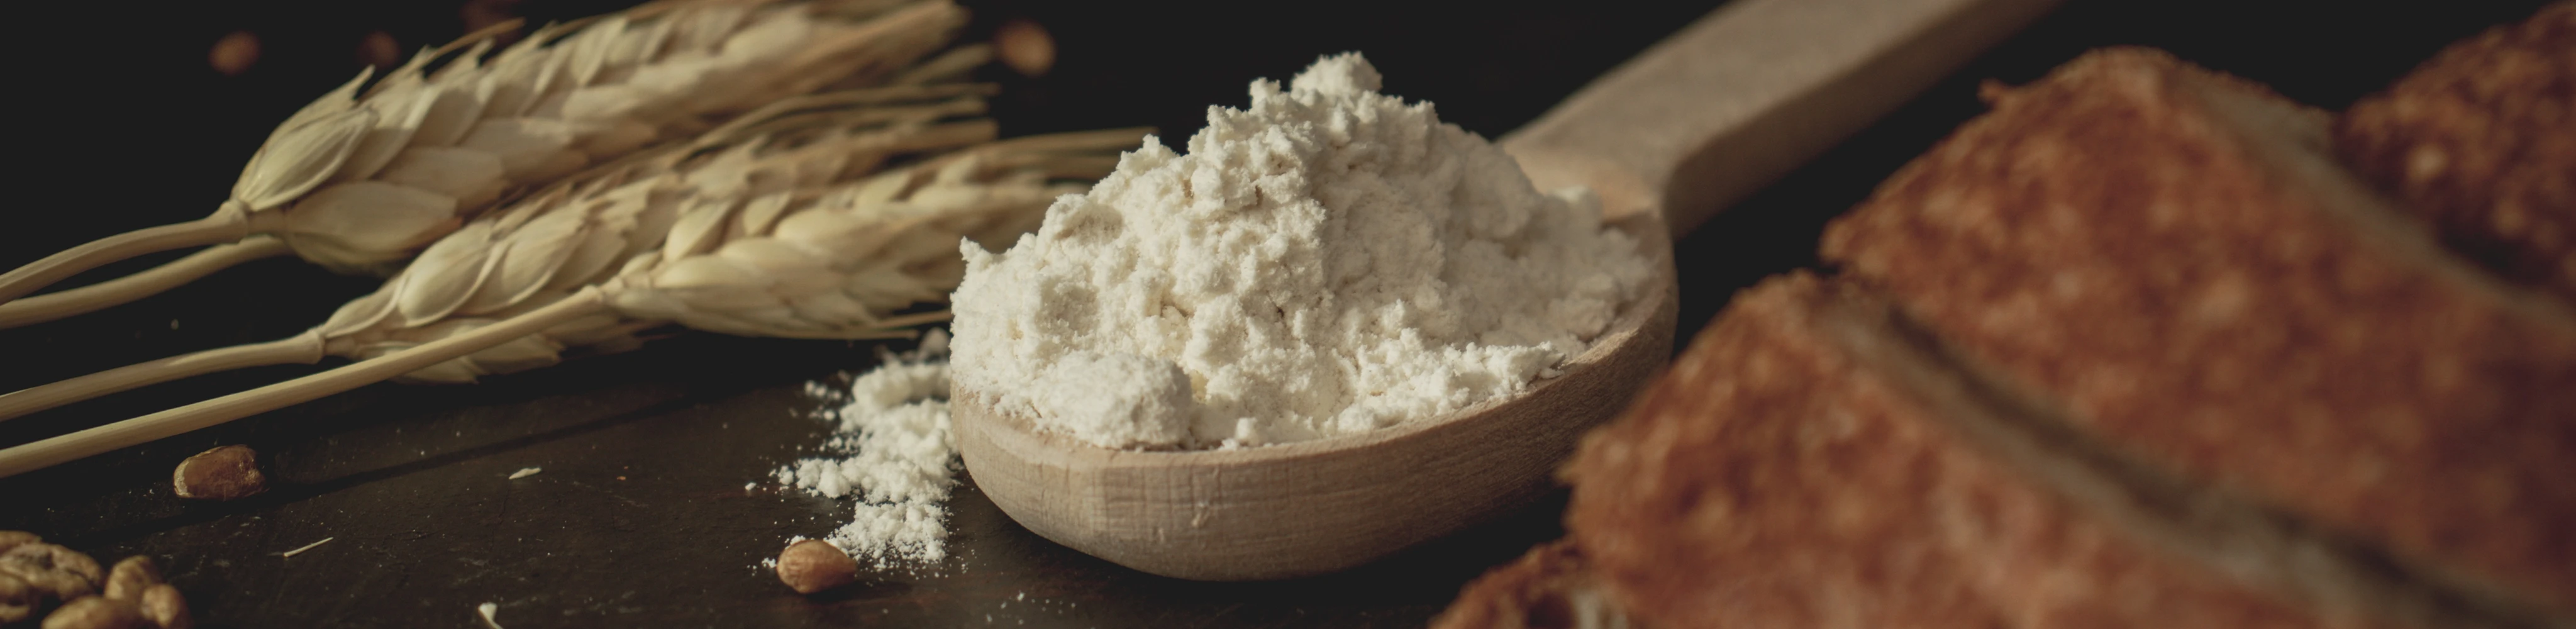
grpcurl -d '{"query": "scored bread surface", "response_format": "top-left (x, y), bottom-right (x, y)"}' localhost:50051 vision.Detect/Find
top-left (1562, 272), bottom-right (2387, 628)
top-left (1819, 47), bottom-right (2576, 614)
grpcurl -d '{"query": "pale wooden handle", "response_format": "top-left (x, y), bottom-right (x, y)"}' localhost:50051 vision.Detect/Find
top-left (1501, 0), bottom-right (2061, 234)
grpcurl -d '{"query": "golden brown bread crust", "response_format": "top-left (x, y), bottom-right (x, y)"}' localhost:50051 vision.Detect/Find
top-left (1560, 272), bottom-right (2375, 628)
top-left (1820, 47), bottom-right (2576, 614)
top-left (2336, 2), bottom-right (2576, 304)
top-left (1430, 541), bottom-right (1631, 629)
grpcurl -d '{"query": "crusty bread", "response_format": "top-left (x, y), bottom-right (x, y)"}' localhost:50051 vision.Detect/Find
top-left (2336, 1), bottom-right (2575, 304)
top-left (1428, 541), bottom-right (1633, 629)
top-left (1548, 272), bottom-right (2558, 628)
top-left (1819, 46), bottom-right (2576, 616)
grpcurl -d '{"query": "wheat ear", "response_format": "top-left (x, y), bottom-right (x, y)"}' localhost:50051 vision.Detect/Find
top-left (0, 126), bottom-right (1140, 477)
top-left (0, 84), bottom-right (1006, 420)
top-left (0, 0), bottom-right (968, 308)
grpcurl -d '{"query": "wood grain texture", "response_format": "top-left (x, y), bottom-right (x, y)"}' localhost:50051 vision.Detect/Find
top-left (1502, 0), bottom-right (2062, 231)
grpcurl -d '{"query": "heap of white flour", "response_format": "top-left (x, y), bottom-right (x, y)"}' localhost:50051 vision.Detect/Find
top-left (775, 331), bottom-right (959, 568)
top-left (949, 53), bottom-right (1652, 450)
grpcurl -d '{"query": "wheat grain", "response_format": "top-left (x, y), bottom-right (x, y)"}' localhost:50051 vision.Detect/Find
top-left (0, 0), bottom-right (970, 308)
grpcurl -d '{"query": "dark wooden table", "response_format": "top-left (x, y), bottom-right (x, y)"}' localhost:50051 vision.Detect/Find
top-left (1, 1), bottom-right (2547, 626)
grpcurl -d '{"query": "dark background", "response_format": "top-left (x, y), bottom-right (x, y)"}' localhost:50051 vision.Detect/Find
top-left (0, 1), bottom-right (2557, 626)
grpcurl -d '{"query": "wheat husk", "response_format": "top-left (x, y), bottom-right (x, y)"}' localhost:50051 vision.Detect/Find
top-left (0, 84), bottom-right (1142, 428)
top-left (348, 129), bottom-right (1140, 383)
top-left (0, 0), bottom-right (970, 309)
top-left (236, 0), bottom-right (975, 270)
top-left (0, 121), bottom-right (1144, 476)
top-left (324, 88), bottom-right (1110, 382)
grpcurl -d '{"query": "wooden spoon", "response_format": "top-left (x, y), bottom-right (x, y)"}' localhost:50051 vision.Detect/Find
top-left (952, 0), bottom-right (2062, 581)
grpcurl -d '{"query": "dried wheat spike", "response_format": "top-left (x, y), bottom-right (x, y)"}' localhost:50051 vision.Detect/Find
top-left (0, 0), bottom-right (969, 311)
top-left (322, 87), bottom-right (1063, 382)
top-left (0, 85), bottom-right (1140, 425)
top-left (355, 128), bottom-right (1141, 382)
top-left (0, 123), bottom-right (1146, 476)
top-left (0, 84), bottom-right (1006, 418)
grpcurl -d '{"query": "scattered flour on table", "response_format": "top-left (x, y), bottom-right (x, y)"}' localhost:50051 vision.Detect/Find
top-left (949, 53), bottom-right (1652, 450)
top-left (774, 330), bottom-right (958, 569)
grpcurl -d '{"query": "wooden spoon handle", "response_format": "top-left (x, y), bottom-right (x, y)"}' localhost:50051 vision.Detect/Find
top-left (1501, 0), bottom-right (2061, 233)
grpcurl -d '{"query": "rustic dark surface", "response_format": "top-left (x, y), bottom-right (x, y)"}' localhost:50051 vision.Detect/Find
top-left (0, 1), bottom-right (2553, 627)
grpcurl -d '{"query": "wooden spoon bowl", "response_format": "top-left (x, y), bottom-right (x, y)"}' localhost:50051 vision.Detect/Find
top-left (952, 214), bottom-right (1675, 581)
top-left (952, 0), bottom-right (2057, 581)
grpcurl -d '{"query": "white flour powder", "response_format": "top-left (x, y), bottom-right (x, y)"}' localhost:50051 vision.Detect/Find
top-left (950, 53), bottom-right (1652, 450)
top-left (775, 330), bottom-right (958, 568)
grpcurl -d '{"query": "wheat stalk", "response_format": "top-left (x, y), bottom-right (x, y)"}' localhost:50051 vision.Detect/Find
top-left (0, 114), bottom-right (1145, 476)
top-left (0, 0), bottom-right (970, 318)
top-left (0, 237), bottom-right (295, 328)
top-left (0, 83), bottom-right (1011, 416)
top-left (0, 128), bottom-right (1139, 476)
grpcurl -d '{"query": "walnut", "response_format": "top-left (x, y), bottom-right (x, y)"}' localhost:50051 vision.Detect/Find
top-left (137, 585), bottom-right (189, 629)
top-left (172, 445), bottom-right (265, 501)
top-left (1, 572), bottom-right (40, 625)
top-left (0, 531), bottom-right (38, 555)
top-left (774, 540), bottom-right (857, 594)
top-left (40, 596), bottom-right (141, 629)
top-left (0, 543), bottom-right (101, 602)
top-left (102, 557), bottom-right (159, 601)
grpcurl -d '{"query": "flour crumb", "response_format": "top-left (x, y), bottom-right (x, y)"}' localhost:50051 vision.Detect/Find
top-left (475, 602), bottom-right (503, 629)
top-left (951, 53), bottom-right (1652, 450)
top-left (774, 330), bottom-right (960, 569)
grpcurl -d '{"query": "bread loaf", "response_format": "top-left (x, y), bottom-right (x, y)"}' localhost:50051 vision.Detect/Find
top-left (1819, 47), bottom-right (2576, 615)
top-left (2335, 1), bottom-right (2575, 304)
top-left (1440, 18), bottom-right (2576, 628)
top-left (1426, 541), bottom-right (1629, 629)
top-left (1548, 272), bottom-right (2553, 628)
